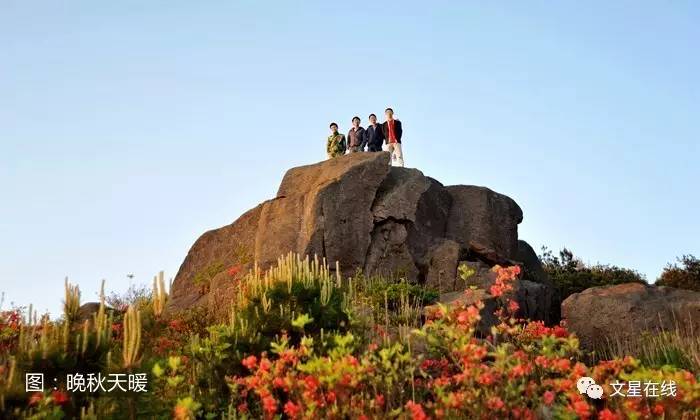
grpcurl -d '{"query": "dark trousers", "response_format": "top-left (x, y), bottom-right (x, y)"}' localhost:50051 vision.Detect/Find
top-left (367, 142), bottom-right (382, 152)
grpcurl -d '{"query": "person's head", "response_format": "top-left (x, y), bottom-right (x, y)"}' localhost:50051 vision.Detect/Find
top-left (385, 108), bottom-right (394, 120)
top-left (368, 113), bottom-right (377, 125)
top-left (352, 116), bottom-right (360, 128)
top-left (329, 122), bottom-right (338, 134)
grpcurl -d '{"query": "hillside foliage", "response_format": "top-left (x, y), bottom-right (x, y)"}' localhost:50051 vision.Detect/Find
top-left (1, 253), bottom-right (698, 419)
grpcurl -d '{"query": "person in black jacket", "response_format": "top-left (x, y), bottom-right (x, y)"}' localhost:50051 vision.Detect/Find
top-left (364, 113), bottom-right (384, 152)
top-left (381, 107), bottom-right (404, 167)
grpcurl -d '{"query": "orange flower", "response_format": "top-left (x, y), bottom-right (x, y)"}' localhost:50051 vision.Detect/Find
top-left (28, 392), bottom-right (43, 406)
top-left (262, 395), bottom-right (278, 415)
top-left (598, 409), bottom-right (622, 420)
top-left (572, 400), bottom-right (590, 418)
top-left (242, 355), bottom-right (258, 370)
top-left (284, 400), bottom-right (301, 418)
top-left (406, 401), bottom-right (428, 420)
top-left (507, 299), bottom-right (520, 313)
top-left (486, 396), bottom-right (504, 410)
top-left (477, 372), bottom-right (496, 385)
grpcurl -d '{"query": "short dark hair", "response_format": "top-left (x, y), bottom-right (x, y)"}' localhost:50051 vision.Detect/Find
top-left (329, 122), bottom-right (338, 129)
top-left (385, 107), bottom-right (394, 113)
top-left (368, 113), bottom-right (377, 119)
top-left (352, 116), bottom-right (360, 122)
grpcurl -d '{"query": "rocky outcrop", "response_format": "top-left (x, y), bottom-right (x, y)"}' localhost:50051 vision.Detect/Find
top-left (515, 240), bottom-right (559, 322)
top-left (561, 283), bottom-right (700, 350)
top-left (167, 152), bottom-right (551, 319)
top-left (446, 186), bottom-right (523, 260)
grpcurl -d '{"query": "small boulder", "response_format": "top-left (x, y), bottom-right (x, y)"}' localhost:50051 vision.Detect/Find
top-left (561, 283), bottom-right (700, 350)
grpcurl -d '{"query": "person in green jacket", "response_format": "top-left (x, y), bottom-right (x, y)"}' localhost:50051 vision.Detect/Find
top-left (326, 122), bottom-right (346, 158)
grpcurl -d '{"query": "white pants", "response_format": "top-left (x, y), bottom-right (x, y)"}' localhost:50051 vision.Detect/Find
top-left (383, 142), bottom-right (404, 167)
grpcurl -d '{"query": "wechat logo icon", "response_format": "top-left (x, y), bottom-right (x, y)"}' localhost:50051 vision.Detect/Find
top-left (577, 376), bottom-right (604, 399)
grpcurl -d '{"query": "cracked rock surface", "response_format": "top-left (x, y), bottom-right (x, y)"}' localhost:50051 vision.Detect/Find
top-left (167, 152), bottom-right (554, 321)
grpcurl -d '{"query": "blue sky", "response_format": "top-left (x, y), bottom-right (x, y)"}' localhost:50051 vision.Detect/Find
top-left (1, 1), bottom-right (698, 315)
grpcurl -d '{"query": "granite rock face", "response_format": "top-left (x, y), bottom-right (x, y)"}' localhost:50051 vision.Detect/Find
top-left (167, 152), bottom-right (552, 320)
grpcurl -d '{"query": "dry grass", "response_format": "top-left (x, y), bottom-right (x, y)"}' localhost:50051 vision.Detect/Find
top-left (595, 323), bottom-right (700, 373)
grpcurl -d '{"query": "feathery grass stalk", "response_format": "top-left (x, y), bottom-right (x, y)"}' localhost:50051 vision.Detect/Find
top-left (63, 278), bottom-right (81, 324)
top-left (238, 252), bottom-right (344, 308)
top-left (122, 305), bottom-right (142, 369)
top-left (152, 270), bottom-right (168, 317)
top-left (94, 280), bottom-right (110, 348)
top-left (81, 320), bottom-right (89, 354)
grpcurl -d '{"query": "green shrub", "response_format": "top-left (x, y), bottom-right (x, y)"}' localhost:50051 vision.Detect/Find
top-left (192, 261), bottom-right (225, 293)
top-left (656, 254), bottom-right (700, 292)
top-left (539, 247), bottom-right (645, 301)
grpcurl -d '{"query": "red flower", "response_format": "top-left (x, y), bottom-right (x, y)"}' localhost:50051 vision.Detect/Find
top-left (405, 401), bottom-right (428, 420)
top-left (552, 325), bottom-right (569, 338)
top-left (510, 363), bottom-right (530, 377)
top-left (477, 372), bottom-right (496, 385)
top-left (303, 375), bottom-right (320, 391)
top-left (507, 299), bottom-right (519, 313)
top-left (543, 390), bottom-right (555, 405)
top-left (598, 409), bottom-right (621, 420)
top-left (262, 395), bottom-right (278, 415)
top-left (326, 391), bottom-right (337, 404)
top-left (456, 310), bottom-right (471, 324)
top-left (51, 390), bottom-right (70, 405)
top-left (652, 404), bottom-right (664, 416)
top-left (375, 394), bottom-right (385, 407)
top-left (259, 357), bottom-right (272, 373)
top-left (168, 319), bottom-right (186, 332)
top-left (227, 264), bottom-right (242, 277)
top-left (284, 401), bottom-right (301, 418)
top-left (28, 392), bottom-right (43, 406)
top-left (486, 396), bottom-right (504, 411)
top-left (572, 400), bottom-right (590, 418)
top-left (242, 355), bottom-right (258, 370)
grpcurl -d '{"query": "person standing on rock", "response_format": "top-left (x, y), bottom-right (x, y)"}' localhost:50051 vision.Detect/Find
top-left (326, 122), bottom-right (346, 158)
top-left (346, 116), bottom-right (366, 153)
top-left (382, 107), bottom-right (404, 167)
top-left (364, 113), bottom-right (384, 152)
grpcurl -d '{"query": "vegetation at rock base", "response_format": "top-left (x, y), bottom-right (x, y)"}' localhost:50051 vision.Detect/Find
top-left (193, 262), bottom-right (226, 294)
top-left (539, 247), bottom-right (646, 301)
top-left (1, 254), bottom-right (699, 419)
top-left (656, 255), bottom-right (700, 292)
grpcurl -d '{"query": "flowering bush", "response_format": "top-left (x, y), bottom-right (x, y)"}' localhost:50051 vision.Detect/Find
top-left (224, 265), bottom-right (700, 419)
top-left (1, 257), bottom-right (699, 419)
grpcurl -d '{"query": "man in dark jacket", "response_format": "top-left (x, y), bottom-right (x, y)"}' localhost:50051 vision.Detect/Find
top-left (346, 116), bottom-right (366, 153)
top-left (364, 113), bottom-right (384, 152)
top-left (381, 107), bottom-right (404, 166)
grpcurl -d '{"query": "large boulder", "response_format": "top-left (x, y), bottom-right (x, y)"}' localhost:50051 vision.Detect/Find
top-left (446, 186), bottom-right (523, 260)
top-left (561, 283), bottom-right (700, 350)
top-left (167, 152), bottom-right (545, 319)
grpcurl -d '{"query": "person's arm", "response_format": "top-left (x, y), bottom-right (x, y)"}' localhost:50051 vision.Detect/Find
top-left (326, 136), bottom-right (332, 157)
top-left (359, 128), bottom-right (367, 151)
top-left (340, 135), bottom-right (346, 153)
top-left (396, 120), bottom-right (403, 142)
